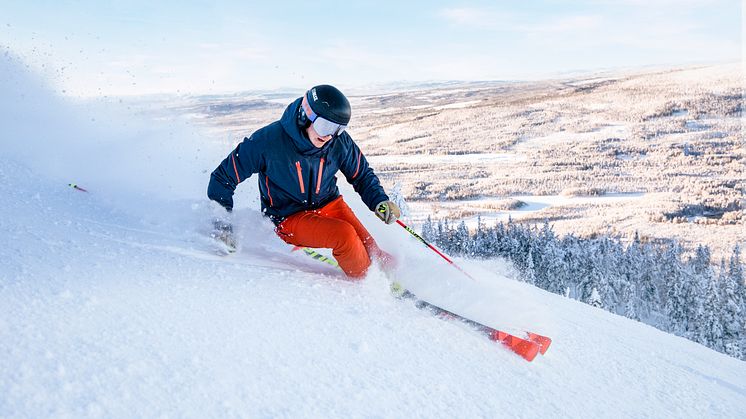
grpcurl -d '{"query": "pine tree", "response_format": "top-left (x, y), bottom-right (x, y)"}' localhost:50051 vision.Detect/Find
top-left (588, 287), bottom-right (603, 308)
top-left (720, 257), bottom-right (744, 358)
top-left (532, 221), bottom-right (555, 290)
top-left (727, 245), bottom-right (745, 330)
top-left (622, 234), bottom-right (646, 321)
top-left (507, 220), bottom-right (530, 272)
top-left (663, 242), bottom-right (689, 334)
top-left (727, 244), bottom-right (743, 289)
top-left (699, 273), bottom-right (724, 351)
top-left (435, 219), bottom-right (446, 251)
top-left (562, 236), bottom-right (583, 300)
top-left (421, 216), bottom-right (435, 242)
top-left (686, 245), bottom-right (713, 339)
top-left (456, 221), bottom-right (470, 256)
top-left (543, 239), bottom-right (569, 296)
top-left (473, 216), bottom-right (491, 257)
top-left (493, 221), bottom-right (508, 257)
top-left (598, 236), bottom-right (622, 314)
top-left (524, 247), bottom-right (536, 285)
top-left (686, 268), bottom-right (705, 344)
top-left (624, 282), bottom-right (640, 321)
top-left (692, 245), bottom-right (712, 277)
top-left (579, 243), bottom-right (605, 308)
top-left (638, 243), bottom-right (663, 325)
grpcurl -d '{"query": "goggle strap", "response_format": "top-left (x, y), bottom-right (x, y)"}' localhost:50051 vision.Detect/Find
top-left (301, 94), bottom-right (317, 122)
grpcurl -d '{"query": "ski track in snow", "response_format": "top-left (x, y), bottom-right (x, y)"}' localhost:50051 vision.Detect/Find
top-left (1, 156), bottom-right (745, 418)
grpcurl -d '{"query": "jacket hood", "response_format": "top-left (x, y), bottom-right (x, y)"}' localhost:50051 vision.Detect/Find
top-left (280, 97), bottom-right (333, 157)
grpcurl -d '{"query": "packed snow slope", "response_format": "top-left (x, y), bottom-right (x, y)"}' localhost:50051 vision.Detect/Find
top-left (1, 56), bottom-right (745, 418)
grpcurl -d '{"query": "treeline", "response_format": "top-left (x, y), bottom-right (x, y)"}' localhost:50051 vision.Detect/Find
top-left (420, 217), bottom-right (746, 360)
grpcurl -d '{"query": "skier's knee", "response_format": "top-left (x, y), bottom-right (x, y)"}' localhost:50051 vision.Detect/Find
top-left (332, 223), bottom-right (359, 249)
top-left (331, 223), bottom-right (370, 278)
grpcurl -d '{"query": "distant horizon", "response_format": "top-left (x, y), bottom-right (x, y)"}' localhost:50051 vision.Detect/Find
top-left (100, 60), bottom-right (740, 99)
top-left (2, 1), bottom-right (740, 97)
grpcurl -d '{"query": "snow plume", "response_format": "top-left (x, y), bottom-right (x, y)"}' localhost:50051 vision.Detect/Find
top-left (0, 52), bottom-right (227, 221)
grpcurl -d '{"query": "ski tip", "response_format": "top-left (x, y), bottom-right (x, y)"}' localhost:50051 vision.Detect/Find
top-left (490, 331), bottom-right (540, 362)
top-left (527, 332), bottom-right (552, 355)
top-left (512, 339), bottom-right (539, 362)
top-left (518, 341), bottom-right (540, 362)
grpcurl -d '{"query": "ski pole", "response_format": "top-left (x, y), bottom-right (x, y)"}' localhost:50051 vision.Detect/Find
top-left (395, 219), bottom-right (476, 281)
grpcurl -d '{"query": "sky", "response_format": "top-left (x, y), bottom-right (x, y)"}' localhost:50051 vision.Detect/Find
top-left (1, 0), bottom-right (741, 97)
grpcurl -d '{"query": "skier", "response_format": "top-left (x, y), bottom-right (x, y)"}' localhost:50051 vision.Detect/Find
top-left (207, 84), bottom-right (400, 278)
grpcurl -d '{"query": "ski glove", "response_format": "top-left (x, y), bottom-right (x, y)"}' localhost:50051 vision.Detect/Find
top-left (375, 200), bottom-right (401, 224)
top-left (211, 218), bottom-right (236, 251)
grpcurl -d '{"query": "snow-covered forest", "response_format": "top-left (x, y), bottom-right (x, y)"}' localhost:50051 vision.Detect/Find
top-left (420, 216), bottom-right (746, 360)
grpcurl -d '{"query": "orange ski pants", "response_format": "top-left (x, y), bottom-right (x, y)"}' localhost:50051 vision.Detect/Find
top-left (276, 196), bottom-right (379, 278)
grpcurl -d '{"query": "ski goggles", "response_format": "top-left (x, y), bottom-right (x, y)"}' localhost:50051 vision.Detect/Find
top-left (301, 94), bottom-right (347, 137)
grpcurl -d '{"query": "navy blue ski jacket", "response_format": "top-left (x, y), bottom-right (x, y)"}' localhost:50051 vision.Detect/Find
top-left (207, 97), bottom-right (389, 225)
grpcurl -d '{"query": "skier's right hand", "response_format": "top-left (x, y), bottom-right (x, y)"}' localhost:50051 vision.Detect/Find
top-left (211, 218), bottom-right (236, 251)
top-left (212, 218), bottom-right (233, 234)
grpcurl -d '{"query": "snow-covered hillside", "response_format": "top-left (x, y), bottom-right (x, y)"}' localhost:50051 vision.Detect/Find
top-left (1, 56), bottom-right (745, 418)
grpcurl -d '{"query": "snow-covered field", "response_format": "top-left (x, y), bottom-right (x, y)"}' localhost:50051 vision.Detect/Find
top-left (2, 54), bottom-right (746, 418)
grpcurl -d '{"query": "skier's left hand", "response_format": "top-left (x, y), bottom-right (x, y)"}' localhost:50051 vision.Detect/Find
top-left (375, 200), bottom-right (401, 224)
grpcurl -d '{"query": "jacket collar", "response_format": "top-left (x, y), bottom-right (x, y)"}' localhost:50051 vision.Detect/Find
top-left (280, 97), bottom-right (333, 157)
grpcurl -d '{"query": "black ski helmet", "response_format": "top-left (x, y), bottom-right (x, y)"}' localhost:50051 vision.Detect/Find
top-left (297, 84), bottom-right (351, 128)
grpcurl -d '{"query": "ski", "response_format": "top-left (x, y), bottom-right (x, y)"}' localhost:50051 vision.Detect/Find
top-left (391, 283), bottom-right (550, 361)
top-left (292, 246), bottom-right (338, 266)
top-left (294, 246), bottom-right (552, 361)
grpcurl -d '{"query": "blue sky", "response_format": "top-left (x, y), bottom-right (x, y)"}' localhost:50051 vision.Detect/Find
top-left (1, 0), bottom-right (741, 96)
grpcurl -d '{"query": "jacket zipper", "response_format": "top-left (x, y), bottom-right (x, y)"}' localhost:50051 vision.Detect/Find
top-left (315, 158), bottom-right (325, 194)
top-left (295, 161), bottom-right (305, 194)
